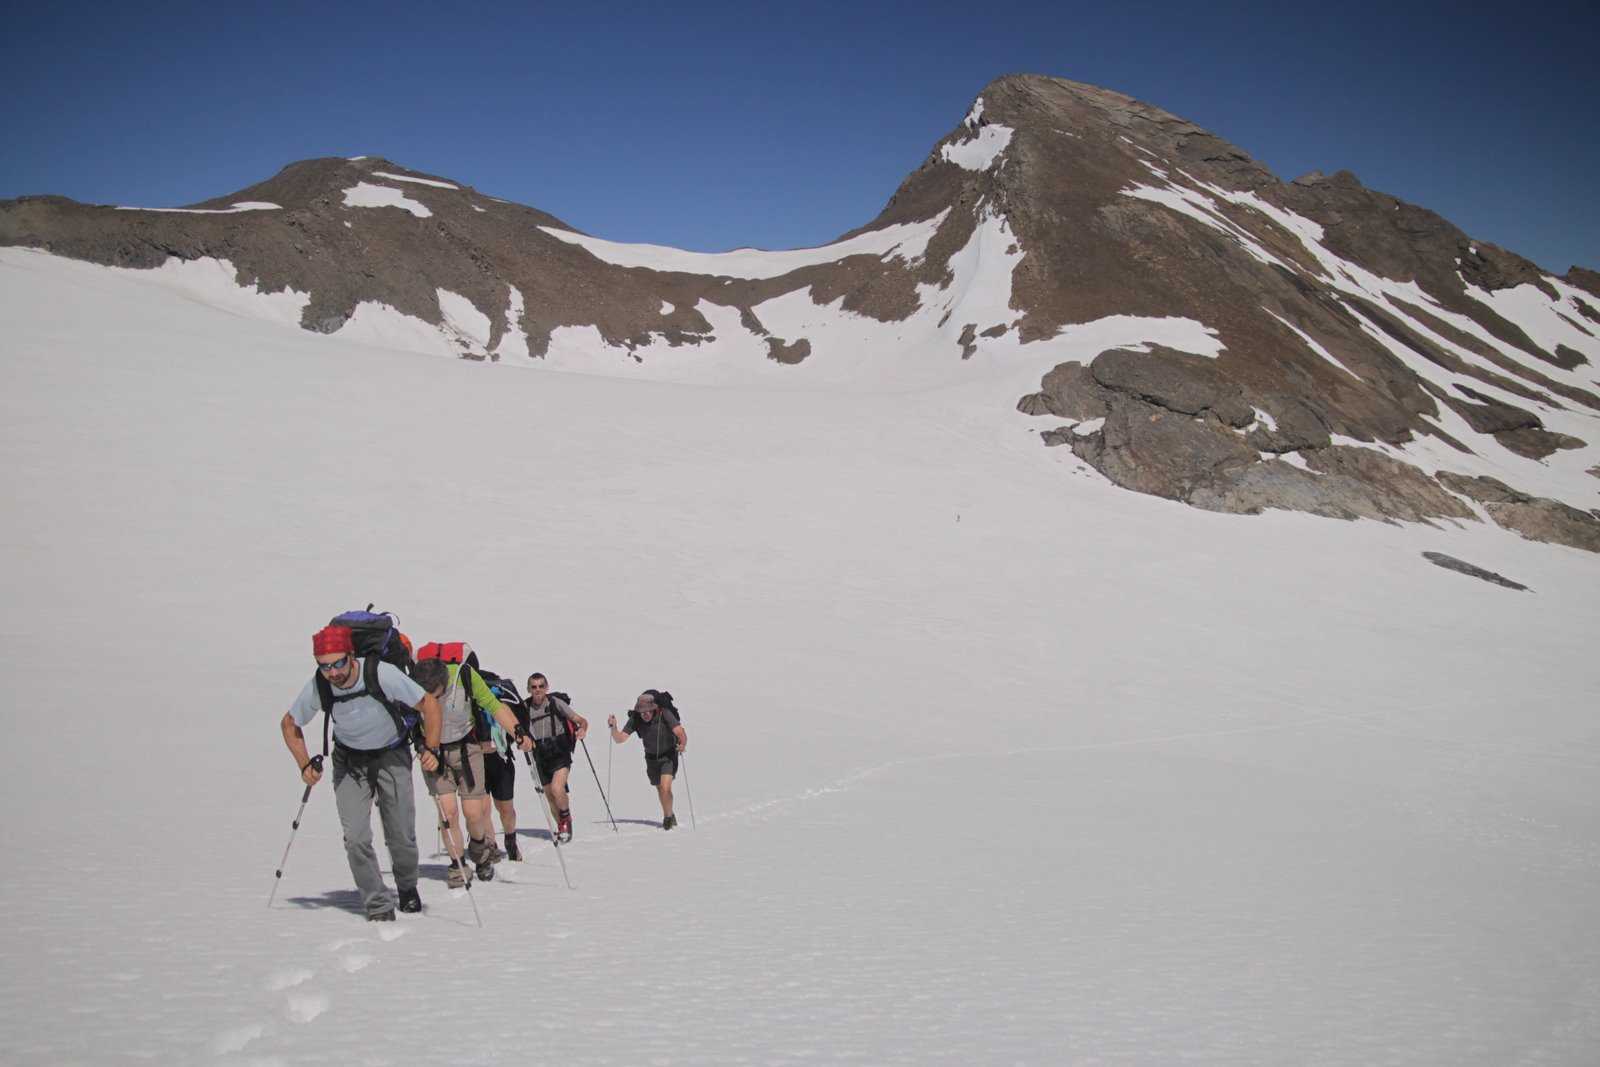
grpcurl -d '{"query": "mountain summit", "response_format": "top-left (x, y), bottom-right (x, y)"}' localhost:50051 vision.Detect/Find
top-left (4, 74), bottom-right (1597, 548)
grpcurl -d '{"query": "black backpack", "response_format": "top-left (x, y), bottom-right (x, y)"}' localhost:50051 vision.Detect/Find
top-left (625, 689), bottom-right (681, 748)
top-left (313, 607), bottom-right (419, 756)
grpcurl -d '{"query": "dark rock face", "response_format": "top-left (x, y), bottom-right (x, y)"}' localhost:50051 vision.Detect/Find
top-left (1072, 398), bottom-right (1258, 501)
top-left (1090, 347), bottom-right (1255, 427)
top-left (1422, 552), bottom-right (1530, 591)
top-left (1436, 473), bottom-right (1600, 553)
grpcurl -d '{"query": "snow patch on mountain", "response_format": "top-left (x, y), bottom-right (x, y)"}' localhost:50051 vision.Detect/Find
top-left (494, 285), bottom-right (529, 360)
top-left (342, 182), bottom-right (432, 218)
top-left (941, 125), bottom-right (1014, 171)
top-left (538, 210), bottom-right (950, 280)
top-left (1122, 180), bottom-right (1288, 269)
top-left (115, 202), bottom-right (282, 214)
top-left (25, 250), bottom-right (311, 325)
top-left (1460, 278), bottom-right (1600, 367)
top-left (371, 171), bottom-right (459, 190)
top-left (437, 289), bottom-right (491, 354)
top-left (1263, 308), bottom-right (1361, 378)
top-left (337, 299), bottom-right (458, 357)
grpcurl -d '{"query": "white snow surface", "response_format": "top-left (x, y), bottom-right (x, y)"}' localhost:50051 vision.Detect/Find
top-left (941, 123), bottom-right (1014, 171)
top-left (538, 209), bottom-right (949, 280)
top-left (370, 171), bottom-right (459, 190)
top-left (3, 245), bottom-right (1599, 1064)
top-left (115, 201), bottom-right (282, 214)
top-left (341, 182), bottom-right (432, 218)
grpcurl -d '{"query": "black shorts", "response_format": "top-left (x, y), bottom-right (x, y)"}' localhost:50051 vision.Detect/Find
top-left (645, 753), bottom-right (678, 785)
top-left (483, 750), bottom-right (517, 803)
top-left (533, 741), bottom-right (573, 786)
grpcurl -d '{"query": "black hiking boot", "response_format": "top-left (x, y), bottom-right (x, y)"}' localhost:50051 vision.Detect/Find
top-left (468, 837), bottom-right (495, 882)
top-left (504, 833), bottom-right (522, 862)
top-left (663, 814), bottom-right (677, 831)
top-left (397, 887), bottom-right (422, 913)
top-left (368, 909), bottom-right (396, 922)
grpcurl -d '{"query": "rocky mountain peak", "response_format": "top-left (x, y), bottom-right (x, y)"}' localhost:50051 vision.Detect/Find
top-left (3, 75), bottom-right (1597, 551)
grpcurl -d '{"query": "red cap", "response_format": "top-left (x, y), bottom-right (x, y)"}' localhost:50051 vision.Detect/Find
top-left (312, 625), bottom-right (355, 657)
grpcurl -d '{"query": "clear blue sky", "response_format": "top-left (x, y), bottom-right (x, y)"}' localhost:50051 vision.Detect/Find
top-left (3, 1), bottom-right (1596, 273)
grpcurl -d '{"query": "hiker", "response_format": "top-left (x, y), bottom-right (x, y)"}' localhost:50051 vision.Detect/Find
top-left (410, 656), bottom-right (532, 887)
top-left (279, 624), bottom-right (443, 921)
top-left (607, 689), bottom-right (687, 830)
top-left (525, 673), bottom-right (589, 843)
top-left (480, 678), bottom-right (526, 862)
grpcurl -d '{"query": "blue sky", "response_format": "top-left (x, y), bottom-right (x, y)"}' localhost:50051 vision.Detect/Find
top-left (3, 1), bottom-right (1596, 273)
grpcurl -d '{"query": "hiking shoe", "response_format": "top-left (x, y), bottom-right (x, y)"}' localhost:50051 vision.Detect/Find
top-left (447, 861), bottom-right (467, 890)
top-left (476, 859), bottom-right (495, 882)
top-left (504, 834), bottom-right (522, 862)
top-left (487, 842), bottom-right (507, 863)
top-left (368, 909), bottom-right (396, 922)
top-left (663, 814), bottom-right (677, 831)
top-left (557, 811), bottom-right (573, 843)
top-left (397, 887), bottom-right (422, 913)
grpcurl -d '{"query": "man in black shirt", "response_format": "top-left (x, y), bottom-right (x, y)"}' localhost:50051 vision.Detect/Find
top-left (607, 690), bottom-right (688, 830)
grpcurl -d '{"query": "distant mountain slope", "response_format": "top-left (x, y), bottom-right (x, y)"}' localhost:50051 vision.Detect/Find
top-left (4, 74), bottom-right (1597, 548)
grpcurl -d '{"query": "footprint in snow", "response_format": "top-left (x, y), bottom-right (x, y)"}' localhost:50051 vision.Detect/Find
top-left (212, 1023), bottom-right (264, 1054)
top-left (340, 953), bottom-right (374, 974)
top-left (324, 937), bottom-right (369, 953)
top-left (266, 968), bottom-right (314, 991)
top-left (377, 925), bottom-right (408, 943)
top-left (284, 992), bottom-right (329, 1023)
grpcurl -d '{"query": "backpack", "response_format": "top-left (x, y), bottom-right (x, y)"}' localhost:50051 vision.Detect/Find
top-left (329, 606), bottom-right (414, 671)
top-left (313, 606), bottom-right (420, 757)
top-left (415, 642), bottom-right (499, 745)
top-left (625, 689), bottom-right (681, 752)
top-left (476, 669), bottom-right (529, 754)
top-left (530, 690), bottom-right (579, 753)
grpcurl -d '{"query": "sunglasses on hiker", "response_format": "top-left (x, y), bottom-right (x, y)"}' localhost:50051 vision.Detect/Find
top-left (316, 654), bottom-right (353, 674)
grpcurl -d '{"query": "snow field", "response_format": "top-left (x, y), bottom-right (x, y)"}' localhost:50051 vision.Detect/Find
top-left (1, 248), bottom-right (1598, 1063)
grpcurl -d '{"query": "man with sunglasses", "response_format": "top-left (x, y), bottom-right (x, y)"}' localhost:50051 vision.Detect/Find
top-left (524, 673), bottom-right (589, 844)
top-left (279, 625), bottom-right (443, 921)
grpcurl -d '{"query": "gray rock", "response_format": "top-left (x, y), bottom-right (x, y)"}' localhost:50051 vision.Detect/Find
top-left (1017, 361), bottom-right (1112, 420)
top-left (1071, 396), bottom-right (1258, 500)
top-left (1090, 347), bottom-right (1255, 428)
top-left (1436, 471), bottom-right (1600, 553)
top-left (1247, 394), bottom-right (1332, 453)
top-left (1421, 552), bottom-right (1530, 591)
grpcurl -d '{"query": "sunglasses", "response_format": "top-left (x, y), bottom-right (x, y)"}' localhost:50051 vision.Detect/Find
top-left (316, 654), bottom-right (353, 674)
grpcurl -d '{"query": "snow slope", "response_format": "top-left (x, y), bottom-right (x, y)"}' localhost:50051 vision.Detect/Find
top-left (2, 247), bottom-right (1598, 1064)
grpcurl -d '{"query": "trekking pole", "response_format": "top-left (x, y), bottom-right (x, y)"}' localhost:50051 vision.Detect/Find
top-left (268, 756), bottom-right (324, 908)
top-left (679, 750), bottom-right (697, 830)
top-left (523, 751), bottom-right (574, 890)
top-left (432, 794), bottom-right (483, 928)
top-left (606, 733), bottom-right (613, 800)
top-left (579, 738), bottom-right (618, 833)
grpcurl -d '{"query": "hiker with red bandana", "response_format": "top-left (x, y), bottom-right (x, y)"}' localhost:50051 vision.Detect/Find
top-left (279, 625), bottom-right (442, 921)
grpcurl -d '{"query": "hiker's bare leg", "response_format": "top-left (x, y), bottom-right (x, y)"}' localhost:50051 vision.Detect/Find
top-left (549, 766), bottom-right (570, 816)
top-left (462, 794), bottom-right (493, 843)
top-left (494, 798), bottom-right (516, 835)
top-left (437, 793), bottom-right (464, 858)
top-left (657, 773), bottom-right (675, 819)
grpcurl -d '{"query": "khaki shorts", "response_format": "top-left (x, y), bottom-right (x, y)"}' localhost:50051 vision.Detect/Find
top-left (424, 741), bottom-right (489, 799)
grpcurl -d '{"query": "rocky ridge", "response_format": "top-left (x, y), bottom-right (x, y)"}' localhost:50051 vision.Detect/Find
top-left (3, 75), bottom-right (1598, 549)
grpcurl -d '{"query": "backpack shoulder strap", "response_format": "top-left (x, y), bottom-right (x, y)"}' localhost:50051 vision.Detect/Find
top-left (365, 655), bottom-right (419, 748)
top-left (314, 672), bottom-right (334, 757)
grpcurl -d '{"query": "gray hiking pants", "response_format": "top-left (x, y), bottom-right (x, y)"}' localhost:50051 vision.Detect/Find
top-left (332, 746), bottom-right (419, 917)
